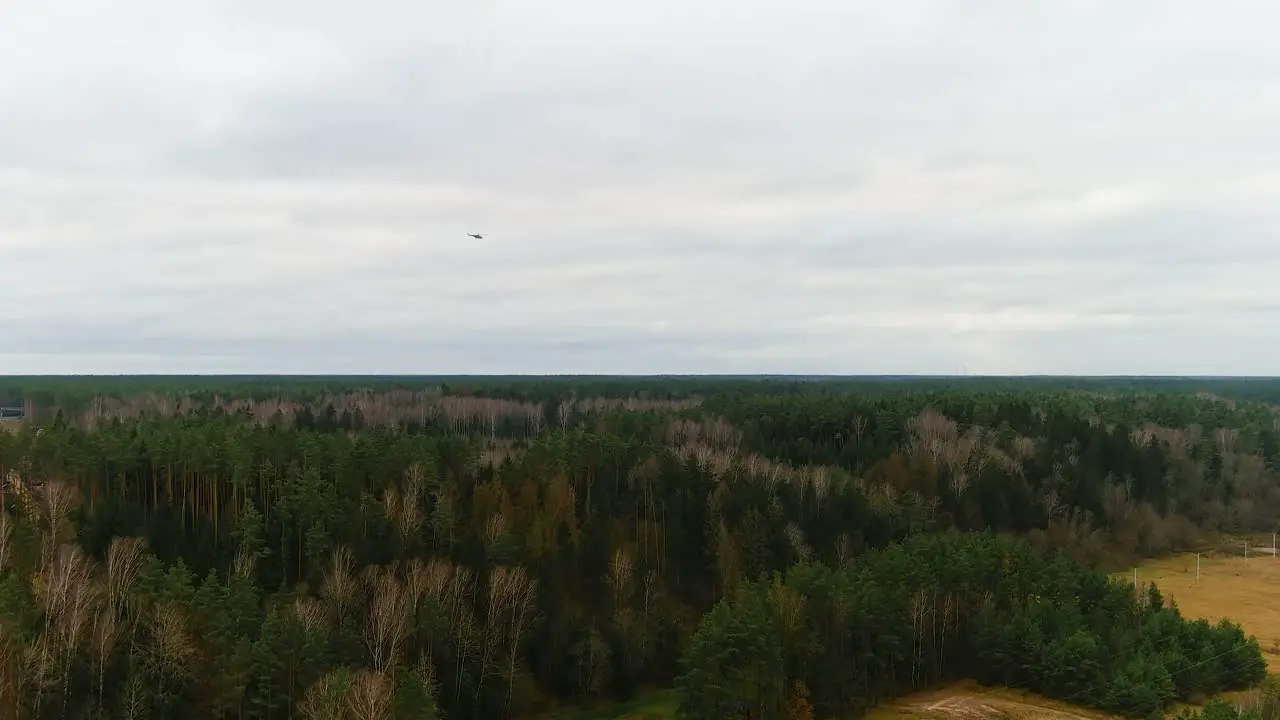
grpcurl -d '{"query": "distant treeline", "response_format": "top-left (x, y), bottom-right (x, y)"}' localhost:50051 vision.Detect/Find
top-left (6, 374), bottom-right (1280, 415)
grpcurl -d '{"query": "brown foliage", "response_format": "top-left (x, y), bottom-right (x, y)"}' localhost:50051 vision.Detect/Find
top-left (786, 680), bottom-right (815, 720)
top-left (66, 388), bottom-right (690, 437)
top-left (665, 417), bottom-right (741, 453)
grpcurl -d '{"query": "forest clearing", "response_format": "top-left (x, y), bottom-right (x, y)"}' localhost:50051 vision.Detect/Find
top-left (1127, 547), bottom-right (1280, 671)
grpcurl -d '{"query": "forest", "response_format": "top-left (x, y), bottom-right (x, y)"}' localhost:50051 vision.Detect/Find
top-left (0, 375), bottom-right (1277, 719)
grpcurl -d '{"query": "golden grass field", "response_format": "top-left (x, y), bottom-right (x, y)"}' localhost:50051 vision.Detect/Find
top-left (1124, 544), bottom-right (1280, 671)
top-left (0, 419), bottom-right (20, 433)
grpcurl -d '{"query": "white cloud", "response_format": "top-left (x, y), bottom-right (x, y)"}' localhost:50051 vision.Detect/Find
top-left (2, 1), bottom-right (1280, 374)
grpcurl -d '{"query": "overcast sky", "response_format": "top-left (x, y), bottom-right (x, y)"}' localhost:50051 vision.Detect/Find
top-left (3, 1), bottom-right (1280, 375)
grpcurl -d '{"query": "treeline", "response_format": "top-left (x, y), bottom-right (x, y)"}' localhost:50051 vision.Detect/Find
top-left (712, 391), bottom-right (1280, 563)
top-left (0, 378), bottom-right (1275, 719)
top-left (677, 533), bottom-right (1266, 719)
top-left (8, 375), bottom-right (1280, 420)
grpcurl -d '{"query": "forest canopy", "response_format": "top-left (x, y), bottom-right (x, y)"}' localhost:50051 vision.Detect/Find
top-left (0, 375), bottom-right (1276, 719)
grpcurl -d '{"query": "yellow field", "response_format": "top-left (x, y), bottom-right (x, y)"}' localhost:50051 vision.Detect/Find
top-left (1127, 548), bottom-right (1280, 670)
top-left (0, 419), bottom-right (20, 434)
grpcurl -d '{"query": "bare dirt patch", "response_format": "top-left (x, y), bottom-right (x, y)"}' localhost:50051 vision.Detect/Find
top-left (872, 682), bottom-right (1115, 720)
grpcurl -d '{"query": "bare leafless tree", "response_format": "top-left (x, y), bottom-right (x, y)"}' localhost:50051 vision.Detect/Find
top-left (0, 512), bottom-right (11, 574)
top-left (1216, 427), bottom-right (1241, 455)
top-left (321, 546), bottom-right (363, 623)
top-left (483, 511), bottom-right (509, 558)
top-left (90, 611), bottom-right (118, 713)
top-left (298, 669), bottom-right (351, 720)
top-left (105, 538), bottom-right (147, 616)
top-left (502, 568), bottom-right (541, 686)
top-left (93, 537), bottom-right (147, 710)
top-left (413, 652), bottom-right (440, 700)
top-left (1011, 435), bottom-right (1038, 462)
top-left (985, 446), bottom-right (1022, 476)
top-left (382, 488), bottom-right (403, 538)
top-left (480, 568), bottom-right (507, 698)
top-left (346, 669), bottom-right (393, 720)
top-left (294, 596), bottom-right (330, 635)
top-left (402, 557), bottom-right (432, 614)
top-left (363, 566), bottom-right (410, 673)
top-left (25, 636), bottom-right (57, 712)
top-left (38, 480), bottom-right (82, 565)
top-left (385, 467), bottom-right (425, 550)
top-left (146, 603), bottom-right (197, 682)
top-left (809, 467), bottom-right (831, 514)
top-left (430, 485), bottom-right (458, 550)
top-left (1042, 488), bottom-right (1063, 521)
top-left (834, 532), bottom-right (855, 567)
top-left (768, 581), bottom-right (806, 645)
top-left (784, 522), bottom-right (812, 564)
top-left (36, 543), bottom-right (101, 713)
top-left (446, 567), bottom-right (480, 699)
top-left (0, 614), bottom-right (27, 718)
top-left (850, 415), bottom-right (868, 443)
top-left (907, 409), bottom-right (956, 468)
top-left (233, 545), bottom-right (257, 581)
top-left (606, 548), bottom-right (633, 611)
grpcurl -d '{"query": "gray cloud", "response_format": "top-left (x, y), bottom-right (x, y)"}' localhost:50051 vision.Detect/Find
top-left (3, 2), bottom-right (1280, 374)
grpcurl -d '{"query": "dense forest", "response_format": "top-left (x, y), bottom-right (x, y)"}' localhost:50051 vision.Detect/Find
top-left (0, 375), bottom-right (1277, 719)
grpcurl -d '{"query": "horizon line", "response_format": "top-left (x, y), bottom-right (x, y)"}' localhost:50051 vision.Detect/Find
top-left (1, 373), bottom-right (1278, 380)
